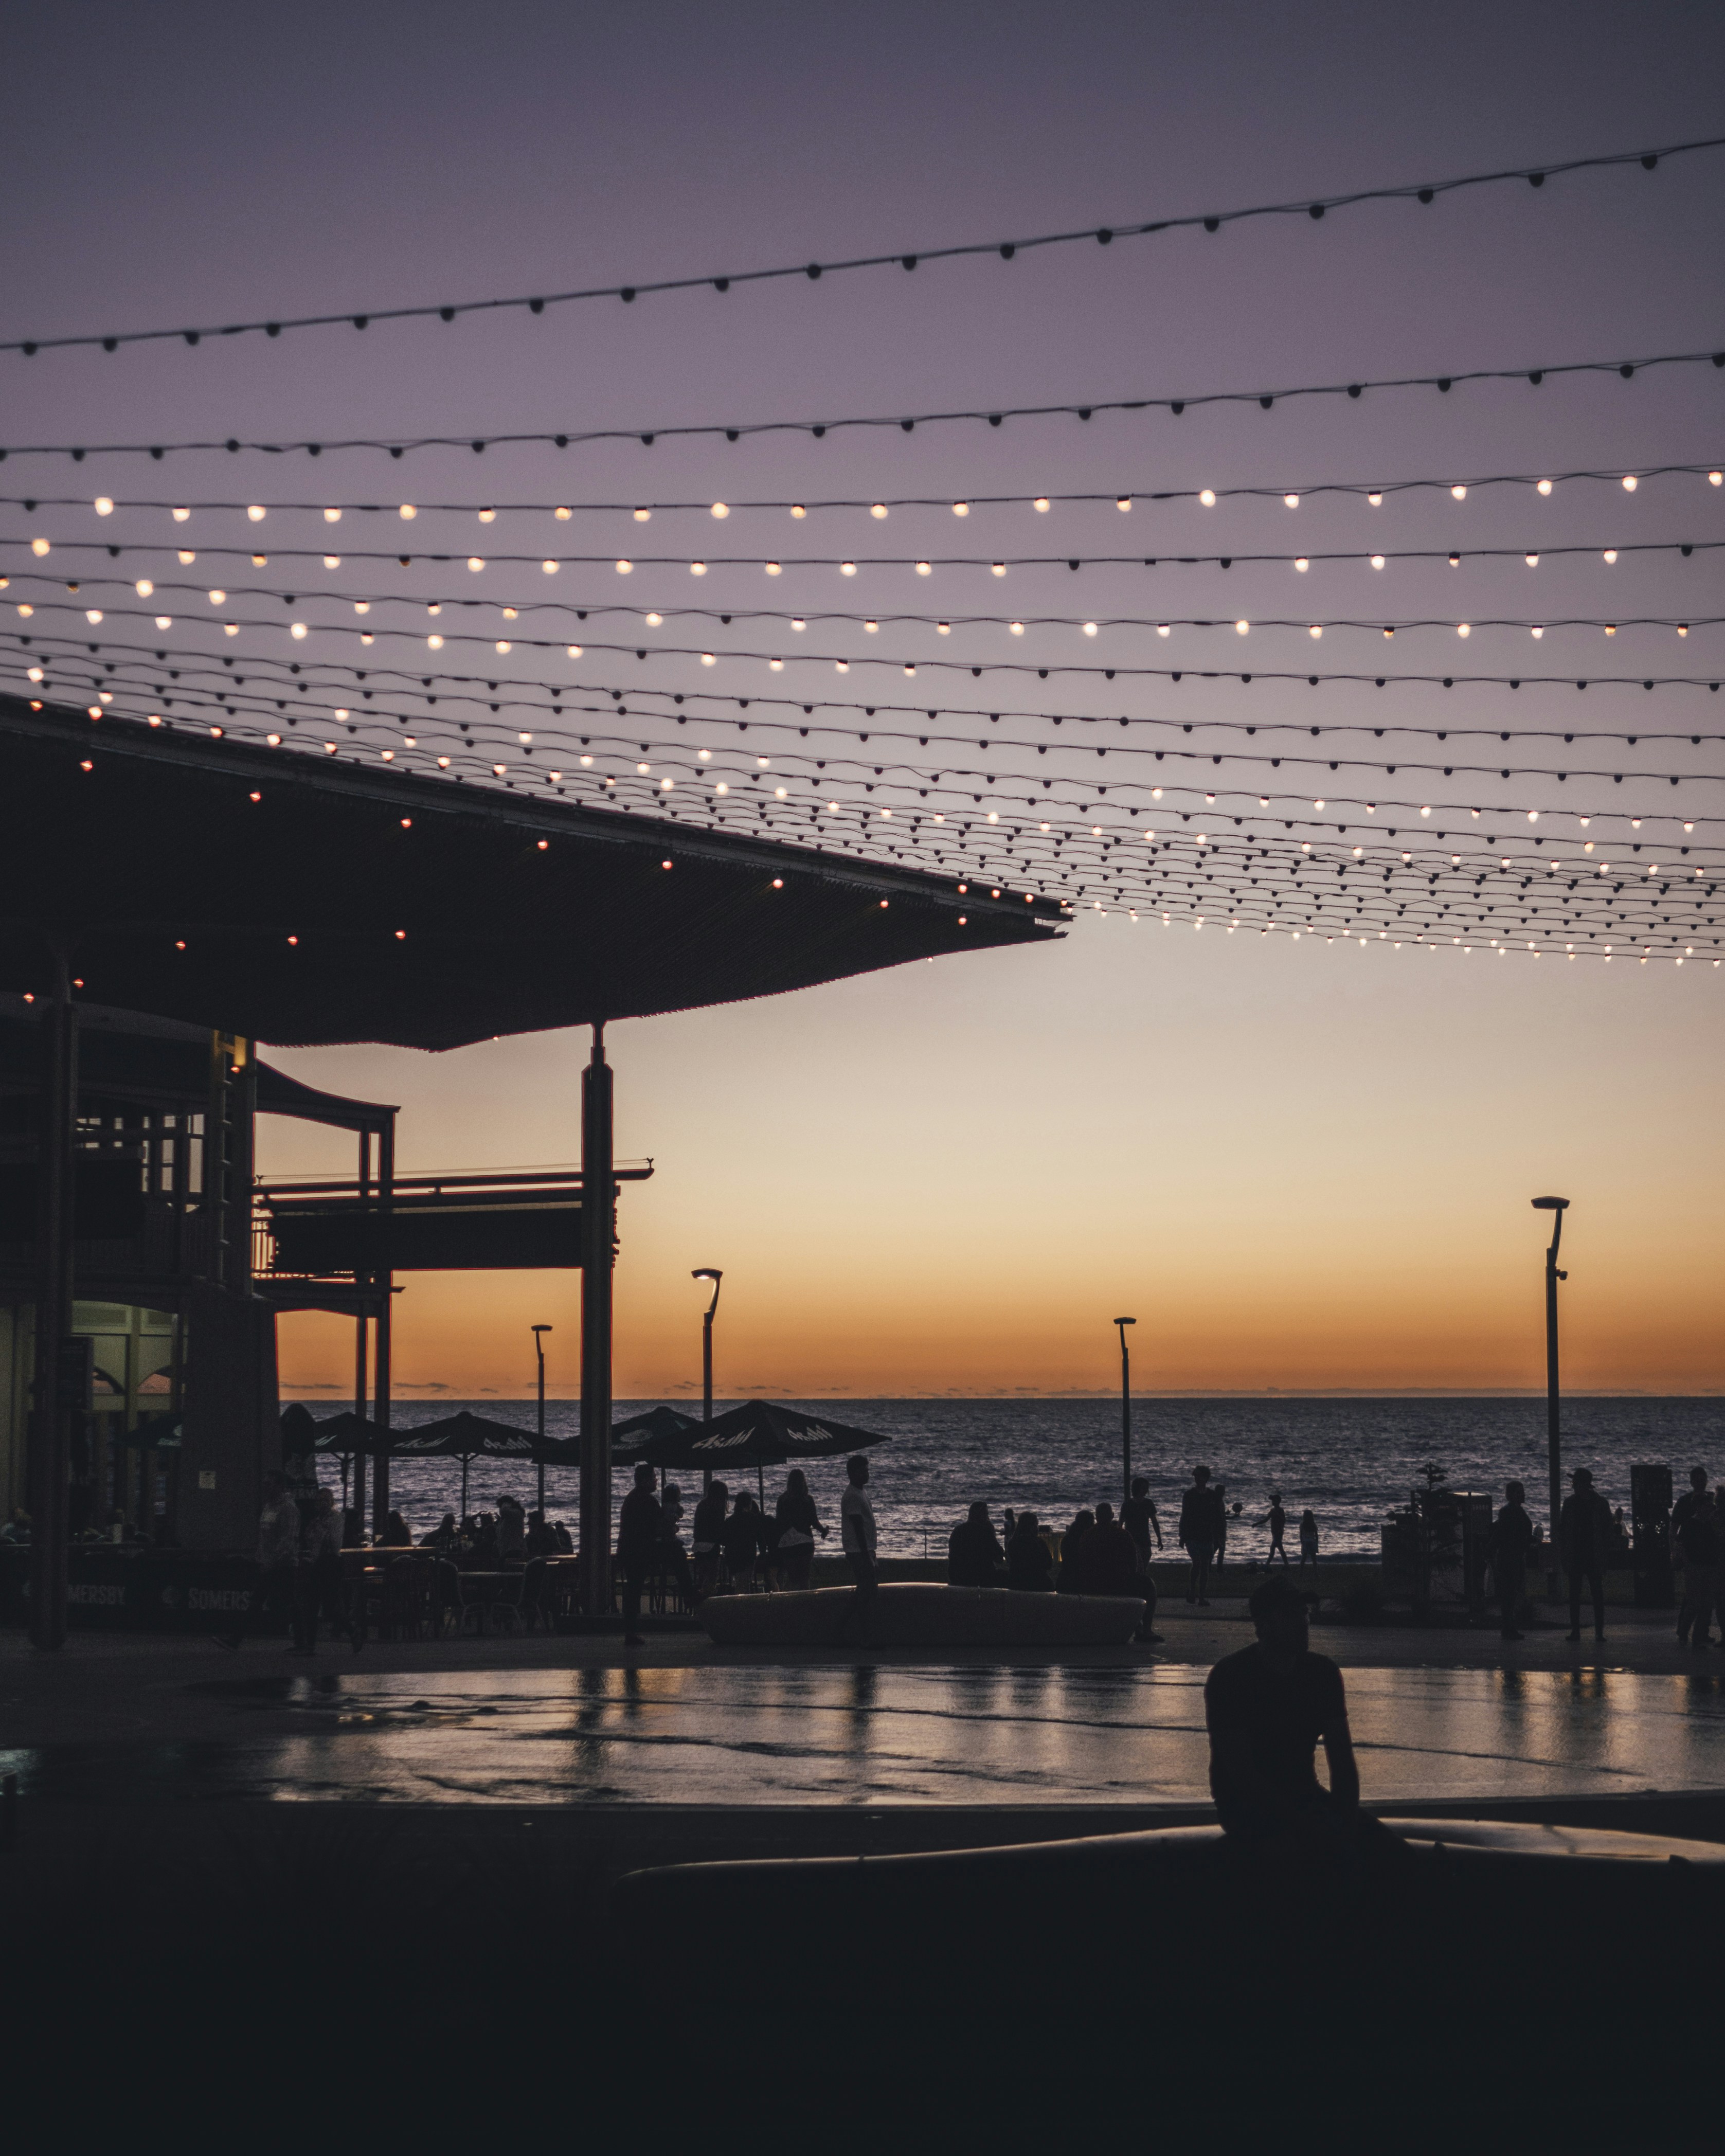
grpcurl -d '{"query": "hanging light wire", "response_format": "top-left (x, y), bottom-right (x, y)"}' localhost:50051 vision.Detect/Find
top-left (6, 133), bottom-right (1719, 360)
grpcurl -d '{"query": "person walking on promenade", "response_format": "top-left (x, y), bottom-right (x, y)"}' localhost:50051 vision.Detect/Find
top-left (215, 1471), bottom-right (301, 1650)
top-left (1490, 1481), bottom-right (1535, 1641)
top-left (948, 1501), bottom-right (1005, 1587)
top-left (1673, 1468), bottom-right (1711, 1645)
top-left (1266, 1494), bottom-right (1290, 1567)
top-left (1205, 1573), bottom-right (1362, 1848)
top-left (1675, 1490), bottom-right (1722, 1651)
top-left (1558, 1467), bottom-right (1614, 1644)
top-left (1179, 1466), bottom-right (1226, 1607)
top-left (1297, 1510), bottom-right (1319, 1572)
top-left (292, 1486), bottom-right (344, 1655)
top-left (1006, 1511), bottom-right (1054, 1592)
top-left (838, 1454), bottom-right (878, 1635)
top-left (775, 1467), bottom-right (828, 1589)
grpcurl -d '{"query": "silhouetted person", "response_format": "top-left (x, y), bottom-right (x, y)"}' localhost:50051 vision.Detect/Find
top-left (1006, 1512), bottom-right (1054, 1592)
top-left (1056, 1510), bottom-right (1095, 1594)
top-left (1297, 1510), bottom-right (1319, 1572)
top-left (948, 1501), bottom-right (1006, 1587)
top-left (1674, 1468), bottom-right (1712, 1644)
top-left (1559, 1467), bottom-right (1613, 1643)
top-left (381, 1509), bottom-right (411, 1549)
top-left (721, 1487), bottom-right (774, 1591)
top-left (1179, 1466), bottom-right (1226, 1606)
top-left (839, 1455), bottom-right (878, 1632)
top-left (1266, 1495), bottom-right (1289, 1567)
top-left (420, 1512), bottom-right (458, 1550)
top-left (525, 1507), bottom-right (558, 1557)
top-left (1070, 1501), bottom-right (1146, 1617)
top-left (1205, 1573), bottom-right (1361, 1846)
top-left (1122, 1477), bottom-right (1163, 1569)
top-left (216, 1471), bottom-right (301, 1650)
top-left (691, 1480), bottom-right (728, 1595)
top-left (775, 1468), bottom-right (828, 1589)
top-left (1675, 1490), bottom-right (1722, 1651)
top-left (617, 1463), bottom-right (696, 1643)
top-left (1490, 1480), bottom-right (1535, 1640)
top-left (551, 1518), bottom-right (573, 1554)
top-left (292, 1486), bottom-right (343, 1655)
top-left (495, 1493), bottom-right (526, 1563)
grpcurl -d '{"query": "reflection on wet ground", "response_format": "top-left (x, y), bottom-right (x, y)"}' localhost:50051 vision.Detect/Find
top-left (7, 1662), bottom-right (1725, 1806)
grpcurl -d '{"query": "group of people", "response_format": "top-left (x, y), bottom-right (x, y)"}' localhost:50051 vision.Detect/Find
top-left (615, 1456), bottom-right (880, 1644)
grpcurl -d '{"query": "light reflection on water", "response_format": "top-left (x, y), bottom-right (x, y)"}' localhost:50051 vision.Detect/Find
top-left (12, 1663), bottom-right (1725, 1806)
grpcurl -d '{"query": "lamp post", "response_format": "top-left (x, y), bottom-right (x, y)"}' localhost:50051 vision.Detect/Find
top-left (531, 1323), bottom-right (552, 1516)
top-left (1114, 1317), bottom-right (1136, 1507)
top-left (692, 1269), bottom-right (722, 1493)
top-left (1531, 1197), bottom-right (1571, 1542)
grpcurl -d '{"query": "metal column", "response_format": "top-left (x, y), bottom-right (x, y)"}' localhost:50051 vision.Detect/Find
top-left (371, 1113), bottom-right (394, 1539)
top-left (28, 951), bottom-right (77, 1651)
top-left (579, 1026), bottom-right (614, 1617)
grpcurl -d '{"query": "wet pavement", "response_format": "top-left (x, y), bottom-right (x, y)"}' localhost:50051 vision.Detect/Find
top-left (6, 1650), bottom-right (1725, 1807)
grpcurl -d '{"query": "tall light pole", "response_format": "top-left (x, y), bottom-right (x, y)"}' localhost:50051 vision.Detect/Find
top-left (692, 1269), bottom-right (722, 1493)
top-left (531, 1323), bottom-right (552, 1516)
top-left (1114, 1317), bottom-right (1136, 1507)
top-left (1531, 1198), bottom-right (1571, 1541)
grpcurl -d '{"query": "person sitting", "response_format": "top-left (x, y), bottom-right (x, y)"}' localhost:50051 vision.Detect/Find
top-left (1205, 1573), bottom-right (1360, 1847)
top-left (380, 1510), bottom-right (412, 1549)
top-left (691, 1481), bottom-right (728, 1595)
top-left (1069, 1501), bottom-right (1142, 1598)
top-left (1056, 1510), bottom-right (1095, 1594)
top-left (1006, 1512), bottom-right (1055, 1592)
top-left (525, 1508), bottom-right (558, 1557)
top-left (774, 1468), bottom-right (828, 1590)
top-left (469, 1514), bottom-right (499, 1565)
top-left (948, 1501), bottom-right (1007, 1588)
top-left (551, 1517), bottom-right (574, 1554)
top-left (720, 1489), bottom-right (771, 1592)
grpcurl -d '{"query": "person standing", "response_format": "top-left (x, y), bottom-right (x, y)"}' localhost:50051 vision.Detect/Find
top-left (691, 1479), bottom-right (728, 1596)
top-left (1069, 1501), bottom-right (1152, 1643)
top-left (1122, 1478), bottom-right (1163, 1572)
top-left (1674, 1490), bottom-right (1722, 1651)
top-left (615, 1462), bottom-right (694, 1644)
top-left (1179, 1466), bottom-right (1225, 1607)
top-left (1297, 1510), bottom-right (1319, 1572)
top-left (839, 1454), bottom-right (878, 1633)
top-left (495, 1493), bottom-right (526, 1564)
top-left (775, 1468), bottom-right (828, 1590)
top-left (1266, 1494), bottom-right (1290, 1567)
top-left (216, 1471), bottom-right (301, 1650)
top-left (718, 1488), bottom-right (770, 1591)
top-left (1558, 1467), bottom-right (1614, 1644)
top-left (1490, 1481), bottom-right (1535, 1641)
top-left (1673, 1468), bottom-right (1711, 1645)
top-left (1056, 1509), bottom-right (1096, 1594)
top-left (292, 1486), bottom-right (344, 1655)
top-left (1005, 1511), bottom-right (1054, 1592)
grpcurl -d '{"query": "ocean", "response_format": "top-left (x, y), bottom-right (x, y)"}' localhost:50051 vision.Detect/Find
top-left (310, 1394), bottom-right (1724, 1556)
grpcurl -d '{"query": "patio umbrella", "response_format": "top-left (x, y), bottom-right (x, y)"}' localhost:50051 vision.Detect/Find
top-left (385, 1409), bottom-right (540, 1515)
top-left (608, 1404), bottom-right (702, 1461)
top-left (636, 1399), bottom-right (895, 1504)
top-left (312, 1410), bottom-right (388, 1508)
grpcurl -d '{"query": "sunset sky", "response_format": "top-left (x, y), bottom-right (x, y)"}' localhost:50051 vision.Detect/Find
top-left (7, 1), bottom-right (1721, 1397)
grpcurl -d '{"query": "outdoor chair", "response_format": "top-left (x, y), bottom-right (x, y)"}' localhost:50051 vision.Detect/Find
top-left (430, 1560), bottom-right (464, 1637)
top-left (489, 1568), bottom-right (527, 1634)
top-left (382, 1557), bottom-right (434, 1641)
top-left (518, 1557), bottom-right (555, 1633)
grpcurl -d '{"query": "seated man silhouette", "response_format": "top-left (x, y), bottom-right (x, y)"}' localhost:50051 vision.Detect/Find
top-left (1205, 1573), bottom-right (1361, 1847)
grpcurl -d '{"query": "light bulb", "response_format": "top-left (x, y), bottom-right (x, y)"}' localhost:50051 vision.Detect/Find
top-left (133, 578), bottom-right (152, 597)
top-left (94, 496), bottom-right (114, 516)
top-left (952, 502), bottom-right (969, 516)
top-left (1367, 492), bottom-right (1382, 506)
top-left (1603, 549), bottom-right (1617, 564)
top-left (1450, 485), bottom-right (1467, 501)
top-left (765, 561), bottom-right (781, 575)
top-left (871, 504), bottom-right (888, 519)
top-left (1308, 625), bottom-right (1321, 639)
top-left (690, 562), bottom-right (707, 576)
top-left (1234, 620), bottom-right (1249, 635)
top-left (1537, 479), bottom-right (1553, 496)
top-left (1198, 489), bottom-right (1216, 508)
top-left (1531, 625), bottom-right (1544, 638)
top-left (207, 588), bottom-right (226, 604)
top-left (566, 643), bottom-right (583, 657)
top-left (645, 612), bottom-right (662, 626)
top-left (840, 562), bottom-right (857, 577)
top-left (542, 559), bottom-right (558, 574)
top-left (1083, 622), bottom-right (1098, 637)
top-left (992, 563), bottom-right (1007, 577)
top-left (174, 507), bottom-right (192, 522)
top-left (1371, 555), bottom-right (1385, 570)
top-left (1295, 558), bottom-right (1309, 572)
top-left (30, 538), bottom-right (48, 556)
top-left (1283, 494), bottom-right (1299, 509)
top-left (324, 554), bottom-right (341, 568)
top-left (711, 502), bottom-right (729, 519)
top-left (1457, 623), bottom-right (1470, 637)
top-left (864, 620), bottom-right (878, 633)
top-left (1033, 498), bottom-right (1050, 513)
top-left (1009, 621), bottom-right (1025, 636)
top-left (291, 622), bottom-right (308, 640)
top-left (1156, 624), bottom-right (1171, 637)
top-left (616, 560), bottom-right (632, 574)
top-left (469, 556), bottom-right (484, 571)
top-left (700, 653), bottom-right (716, 667)
top-left (915, 562), bottom-right (932, 576)
top-left (790, 505), bottom-right (806, 519)
top-left (1621, 475), bottom-right (1638, 492)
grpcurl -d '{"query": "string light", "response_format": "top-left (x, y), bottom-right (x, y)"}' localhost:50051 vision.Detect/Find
top-left (8, 349), bottom-right (1723, 465)
top-left (10, 134), bottom-right (1719, 359)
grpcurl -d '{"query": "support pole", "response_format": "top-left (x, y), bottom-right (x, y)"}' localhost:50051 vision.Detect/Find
top-left (1114, 1317), bottom-right (1136, 1510)
top-left (579, 1025), bottom-right (614, 1617)
top-left (1532, 1196), bottom-right (1571, 1543)
top-left (28, 948), bottom-right (77, 1651)
top-left (351, 1128), bottom-right (370, 1534)
top-left (371, 1113), bottom-right (394, 1540)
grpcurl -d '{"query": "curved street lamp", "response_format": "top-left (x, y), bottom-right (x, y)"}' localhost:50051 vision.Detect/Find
top-left (693, 1269), bottom-right (723, 1490)
top-left (1531, 1198), bottom-right (1571, 1536)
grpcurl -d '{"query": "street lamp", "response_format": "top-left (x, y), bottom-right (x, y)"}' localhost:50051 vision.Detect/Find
top-left (531, 1323), bottom-right (552, 1516)
top-left (692, 1269), bottom-right (722, 1492)
top-left (1114, 1317), bottom-right (1136, 1506)
top-left (1531, 1198), bottom-right (1570, 1539)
